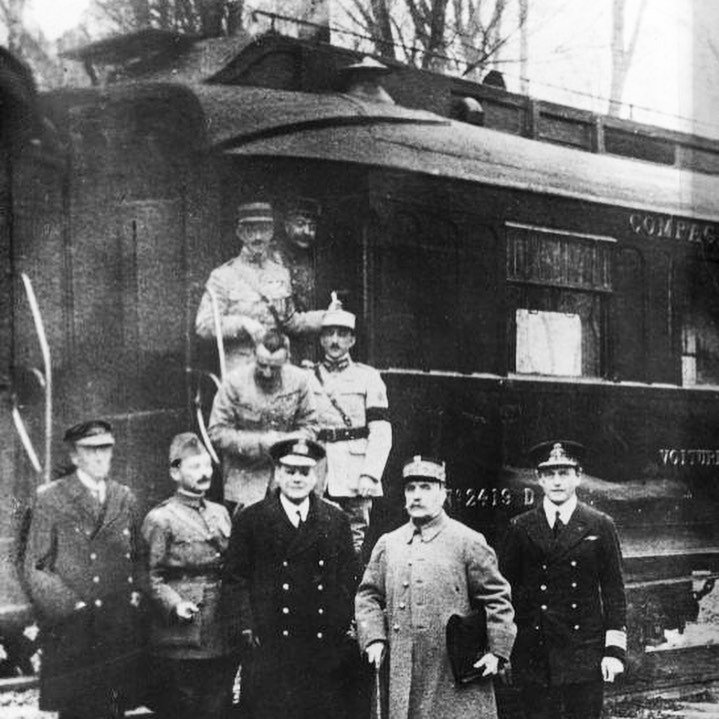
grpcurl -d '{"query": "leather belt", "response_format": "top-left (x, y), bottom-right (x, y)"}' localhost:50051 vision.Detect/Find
top-left (317, 426), bottom-right (369, 442)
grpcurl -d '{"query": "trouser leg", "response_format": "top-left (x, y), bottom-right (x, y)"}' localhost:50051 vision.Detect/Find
top-left (336, 496), bottom-right (372, 557)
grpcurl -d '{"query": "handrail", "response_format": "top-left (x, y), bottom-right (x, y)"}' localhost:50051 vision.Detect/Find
top-left (207, 287), bottom-right (227, 382)
top-left (11, 401), bottom-right (42, 473)
top-left (186, 368), bottom-right (221, 465)
top-left (20, 273), bottom-right (52, 484)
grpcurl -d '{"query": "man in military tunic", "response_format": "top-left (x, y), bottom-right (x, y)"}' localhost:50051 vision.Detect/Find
top-left (500, 441), bottom-right (627, 719)
top-left (310, 302), bottom-right (392, 557)
top-left (195, 200), bottom-right (326, 371)
top-left (223, 438), bottom-right (357, 719)
top-left (142, 433), bottom-right (236, 719)
top-left (24, 420), bottom-right (146, 719)
top-left (208, 329), bottom-right (318, 514)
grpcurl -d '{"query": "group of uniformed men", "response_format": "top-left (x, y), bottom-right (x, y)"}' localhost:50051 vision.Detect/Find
top-left (22, 199), bottom-right (628, 719)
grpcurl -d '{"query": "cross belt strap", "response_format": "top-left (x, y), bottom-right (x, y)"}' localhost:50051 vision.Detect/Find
top-left (317, 426), bottom-right (369, 442)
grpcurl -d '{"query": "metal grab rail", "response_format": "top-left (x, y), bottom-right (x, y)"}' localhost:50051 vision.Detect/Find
top-left (11, 401), bottom-right (42, 474)
top-left (207, 287), bottom-right (227, 382)
top-left (18, 273), bottom-right (52, 484)
top-left (186, 367), bottom-right (221, 465)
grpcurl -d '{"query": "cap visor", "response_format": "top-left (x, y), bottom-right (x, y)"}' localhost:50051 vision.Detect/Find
top-left (74, 434), bottom-right (115, 447)
top-left (279, 456), bottom-right (317, 467)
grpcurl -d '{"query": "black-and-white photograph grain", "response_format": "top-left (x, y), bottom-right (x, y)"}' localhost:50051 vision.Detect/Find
top-left (2, 1), bottom-right (719, 717)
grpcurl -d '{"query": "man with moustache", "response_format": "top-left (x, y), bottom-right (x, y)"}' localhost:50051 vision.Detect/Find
top-left (355, 456), bottom-right (516, 719)
top-left (208, 329), bottom-right (318, 514)
top-left (142, 433), bottom-right (236, 719)
top-left (310, 300), bottom-right (392, 558)
top-left (195, 200), bottom-right (326, 372)
top-left (500, 441), bottom-right (627, 719)
top-left (223, 438), bottom-right (356, 719)
top-left (24, 420), bottom-right (146, 719)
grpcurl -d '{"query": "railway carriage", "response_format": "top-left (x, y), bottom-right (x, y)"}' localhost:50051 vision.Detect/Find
top-left (2, 29), bottom-right (719, 693)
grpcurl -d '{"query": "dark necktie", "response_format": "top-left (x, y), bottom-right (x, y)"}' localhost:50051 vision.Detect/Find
top-left (553, 511), bottom-right (564, 539)
top-left (296, 510), bottom-right (303, 529)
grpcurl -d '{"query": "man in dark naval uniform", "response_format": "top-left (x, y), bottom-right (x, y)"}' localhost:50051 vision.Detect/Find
top-left (142, 432), bottom-right (236, 719)
top-left (500, 441), bottom-right (627, 719)
top-left (24, 420), bottom-right (146, 719)
top-left (223, 438), bottom-right (357, 719)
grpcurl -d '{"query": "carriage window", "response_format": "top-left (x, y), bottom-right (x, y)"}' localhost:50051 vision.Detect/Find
top-left (506, 223), bottom-right (614, 377)
top-left (680, 259), bottom-right (719, 387)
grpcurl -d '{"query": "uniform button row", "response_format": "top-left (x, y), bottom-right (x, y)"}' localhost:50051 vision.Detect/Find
top-left (541, 605), bottom-right (547, 611)
top-left (570, 560), bottom-right (577, 567)
top-left (90, 553), bottom-right (97, 560)
top-left (282, 561), bottom-right (288, 568)
top-left (402, 581), bottom-right (409, 588)
top-left (317, 632), bottom-right (323, 639)
top-left (571, 582), bottom-right (577, 588)
top-left (95, 599), bottom-right (103, 607)
top-left (282, 607), bottom-right (290, 614)
top-left (282, 583), bottom-right (290, 591)
top-left (127, 577), bottom-right (133, 584)
top-left (318, 608), bottom-right (324, 615)
top-left (573, 625), bottom-right (580, 630)
top-left (541, 564), bottom-right (547, 571)
top-left (318, 560), bottom-right (324, 567)
top-left (393, 624), bottom-right (400, 632)
top-left (571, 603), bottom-right (577, 609)
top-left (93, 576), bottom-right (100, 584)
top-left (399, 602), bottom-right (406, 609)
top-left (317, 584), bottom-right (324, 591)
top-left (540, 584), bottom-right (547, 591)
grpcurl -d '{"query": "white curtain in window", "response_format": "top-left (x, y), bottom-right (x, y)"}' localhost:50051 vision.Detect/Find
top-left (516, 309), bottom-right (582, 376)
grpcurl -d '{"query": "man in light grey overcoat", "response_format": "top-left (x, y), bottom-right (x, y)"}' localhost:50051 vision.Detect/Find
top-left (355, 455), bottom-right (516, 719)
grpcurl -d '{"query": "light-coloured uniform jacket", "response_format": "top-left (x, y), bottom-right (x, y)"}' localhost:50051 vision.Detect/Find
top-left (195, 249), bottom-right (324, 371)
top-left (141, 492), bottom-right (233, 659)
top-left (208, 363), bottom-right (318, 507)
top-left (356, 511), bottom-right (516, 719)
top-left (309, 359), bottom-right (392, 497)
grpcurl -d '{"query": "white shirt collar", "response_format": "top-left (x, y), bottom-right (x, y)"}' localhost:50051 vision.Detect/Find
top-left (543, 494), bottom-right (577, 527)
top-left (280, 494), bottom-right (310, 527)
top-left (76, 468), bottom-right (106, 503)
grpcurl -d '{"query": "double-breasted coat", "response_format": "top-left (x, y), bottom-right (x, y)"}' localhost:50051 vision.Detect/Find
top-left (23, 473), bottom-right (147, 712)
top-left (208, 362), bottom-right (318, 507)
top-left (195, 249), bottom-right (324, 371)
top-left (355, 511), bottom-right (516, 719)
top-left (223, 491), bottom-right (357, 718)
top-left (499, 502), bottom-right (626, 687)
top-left (141, 492), bottom-right (233, 659)
top-left (310, 359), bottom-right (392, 498)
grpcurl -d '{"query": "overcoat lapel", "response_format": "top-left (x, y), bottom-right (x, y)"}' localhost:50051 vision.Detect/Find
top-left (287, 496), bottom-right (326, 557)
top-left (96, 480), bottom-right (124, 536)
top-left (64, 473), bottom-right (101, 526)
top-left (552, 504), bottom-right (592, 559)
top-left (524, 507), bottom-right (554, 555)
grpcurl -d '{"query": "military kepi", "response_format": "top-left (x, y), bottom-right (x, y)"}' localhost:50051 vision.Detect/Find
top-left (322, 294), bottom-right (356, 331)
top-left (529, 440), bottom-right (585, 469)
top-left (237, 201), bottom-right (273, 224)
top-left (63, 420), bottom-right (115, 447)
top-left (270, 438), bottom-right (326, 467)
top-left (169, 432), bottom-right (206, 466)
top-left (402, 455), bottom-right (446, 483)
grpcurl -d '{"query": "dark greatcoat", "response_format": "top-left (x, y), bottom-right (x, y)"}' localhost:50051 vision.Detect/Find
top-left (223, 491), bottom-right (357, 719)
top-left (499, 502), bottom-right (626, 687)
top-left (23, 473), bottom-right (147, 712)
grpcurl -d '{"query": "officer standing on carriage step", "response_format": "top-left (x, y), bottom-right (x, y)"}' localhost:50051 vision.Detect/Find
top-left (499, 440), bottom-right (627, 719)
top-left (195, 200), bottom-right (328, 371)
top-left (309, 298), bottom-right (392, 559)
top-left (24, 420), bottom-right (146, 719)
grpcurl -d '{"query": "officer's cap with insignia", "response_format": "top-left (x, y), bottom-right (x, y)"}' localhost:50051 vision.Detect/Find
top-left (270, 438), bottom-right (326, 467)
top-left (322, 292), bottom-right (356, 331)
top-left (286, 197), bottom-right (321, 220)
top-left (529, 440), bottom-right (585, 470)
top-left (169, 432), bottom-right (207, 467)
top-left (64, 420), bottom-right (115, 447)
top-left (402, 455), bottom-right (447, 484)
top-left (237, 201), bottom-right (274, 224)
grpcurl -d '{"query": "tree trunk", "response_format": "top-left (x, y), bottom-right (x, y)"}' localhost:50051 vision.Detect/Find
top-left (371, 0), bottom-right (396, 58)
